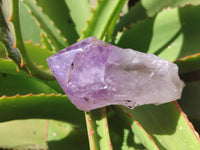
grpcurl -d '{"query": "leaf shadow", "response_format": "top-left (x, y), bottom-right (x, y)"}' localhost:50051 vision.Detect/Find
top-left (177, 5), bottom-right (200, 59)
top-left (132, 103), bottom-right (181, 135)
top-left (36, 0), bottom-right (79, 44)
top-left (107, 108), bottom-right (145, 150)
top-left (47, 129), bottom-right (89, 150)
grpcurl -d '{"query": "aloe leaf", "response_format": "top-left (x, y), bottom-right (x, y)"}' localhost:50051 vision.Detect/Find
top-left (0, 94), bottom-right (85, 125)
top-left (41, 32), bottom-right (54, 51)
top-left (19, 1), bottom-right (42, 45)
top-left (179, 81), bottom-right (200, 120)
top-left (0, 58), bottom-right (25, 75)
top-left (141, 0), bottom-right (200, 16)
top-left (107, 108), bottom-right (145, 150)
top-left (0, 0), bottom-right (22, 68)
top-left (0, 119), bottom-right (88, 149)
top-left (116, 6), bottom-right (200, 62)
top-left (114, 0), bottom-right (200, 35)
top-left (0, 73), bottom-right (56, 96)
top-left (0, 58), bottom-right (63, 94)
top-left (175, 53), bottom-right (200, 77)
top-left (47, 120), bottom-right (89, 150)
top-left (80, 0), bottom-right (127, 41)
top-left (64, 0), bottom-right (91, 37)
top-left (11, 0), bottom-right (54, 80)
top-left (124, 102), bottom-right (200, 149)
top-left (179, 80), bottom-right (200, 134)
top-left (0, 119), bottom-right (47, 149)
top-left (115, 106), bottom-right (159, 150)
top-left (0, 58), bottom-right (56, 96)
top-left (24, 41), bottom-right (54, 68)
top-left (85, 108), bottom-right (112, 150)
top-left (0, 41), bottom-right (7, 58)
top-left (36, 0), bottom-right (79, 44)
top-left (22, 0), bottom-right (69, 51)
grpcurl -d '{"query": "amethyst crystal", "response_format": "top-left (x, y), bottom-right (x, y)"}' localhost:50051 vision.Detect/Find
top-left (47, 37), bottom-right (184, 111)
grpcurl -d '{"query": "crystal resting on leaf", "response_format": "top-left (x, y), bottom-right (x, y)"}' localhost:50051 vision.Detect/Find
top-left (47, 37), bottom-right (184, 111)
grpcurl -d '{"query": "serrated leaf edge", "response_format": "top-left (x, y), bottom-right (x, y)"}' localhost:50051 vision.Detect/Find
top-left (22, 0), bottom-right (69, 51)
top-left (118, 105), bottom-right (159, 150)
top-left (173, 101), bottom-right (200, 142)
top-left (0, 93), bottom-right (65, 100)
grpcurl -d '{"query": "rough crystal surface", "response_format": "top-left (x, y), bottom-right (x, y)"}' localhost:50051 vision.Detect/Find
top-left (47, 37), bottom-right (184, 111)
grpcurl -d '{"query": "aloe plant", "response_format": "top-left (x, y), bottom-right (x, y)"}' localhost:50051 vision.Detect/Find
top-left (0, 0), bottom-right (200, 149)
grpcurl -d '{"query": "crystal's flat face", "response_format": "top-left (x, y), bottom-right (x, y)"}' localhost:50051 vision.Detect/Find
top-left (47, 37), bottom-right (184, 111)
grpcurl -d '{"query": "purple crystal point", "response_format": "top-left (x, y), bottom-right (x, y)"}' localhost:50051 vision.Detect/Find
top-left (47, 37), bottom-right (184, 111)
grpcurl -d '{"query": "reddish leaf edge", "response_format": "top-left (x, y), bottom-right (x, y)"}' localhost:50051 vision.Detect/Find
top-left (103, 107), bottom-right (113, 150)
top-left (118, 105), bottom-right (159, 150)
top-left (86, 111), bottom-right (95, 150)
top-left (175, 52), bottom-right (200, 62)
top-left (0, 93), bottom-right (64, 99)
top-left (86, 107), bottom-right (113, 150)
top-left (175, 52), bottom-right (200, 82)
top-left (173, 101), bottom-right (200, 142)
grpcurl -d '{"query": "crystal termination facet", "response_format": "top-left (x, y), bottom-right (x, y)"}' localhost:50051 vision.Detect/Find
top-left (47, 37), bottom-right (184, 111)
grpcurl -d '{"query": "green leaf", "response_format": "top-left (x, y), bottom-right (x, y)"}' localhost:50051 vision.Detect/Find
top-left (175, 53), bottom-right (200, 74)
top-left (114, 0), bottom-right (200, 35)
top-left (0, 0), bottom-right (22, 67)
top-left (0, 58), bottom-right (63, 94)
top-left (107, 109), bottom-right (145, 150)
top-left (0, 73), bottom-right (55, 96)
top-left (11, 0), bottom-right (54, 80)
top-left (80, 0), bottom-right (127, 41)
top-left (179, 81), bottom-right (200, 120)
top-left (116, 6), bottom-right (200, 62)
top-left (24, 41), bottom-right (54, 68)
top-left (41, 32), bottom-right (54, 51)
top-left (141, 0), bottom-right (200, 17)
top-left (0, 41), bottom-right (7, 58)
top-left (0, 119), bottom-right (47, 149)
top-left (22, 0), bottom-right (69, 51)
top-left (124, 102), bottom-right (200, 149)
top-left (64, 0), bottom-right (91, 37)
top-left (85, 108), bottom-right (112, 150)
top-left (47, 120), bottom-right (89, 150)
top-left (0, 94), bottom-right (85, 125)
top-left (0, 58), bottom-right (24, 75)
top-left (0, 59), bottom-right (56, 96)
top-left (115, 106), bottom-right (159, 150)
top-left (36, 0), bottom-right (79, 44)
top-left (19, 1), bottom-right (42, 45)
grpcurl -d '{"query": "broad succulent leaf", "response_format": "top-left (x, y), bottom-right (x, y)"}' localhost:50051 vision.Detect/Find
top-left (80, 0), bottom-right (127, 40)
top-left (114, 0), bottom-right (200, 35)
top-left (22, 0), bottom-right (69, 51)
top-left (19, 1), bottom-right (42, 45)
top-left (0, 73), bottom-right (55, 96)
top-left (24, 41), bottom-right (54, 68)
top-left (0, 119), bottom-right (47, 149)
top-left (0, 94), bottom-right (85, 125)
top-left (0, 58), bottom-right (62, 94)
top-left (124, 102), bottom-right (200, 149)
top-left (175, 53), bottom-right (200, 74)
top-left (85, 108), bottom-right (112, 150)
top-left (115, 106), bottom-right (159, 150)
top-left (0, 0), bottom-right (22, 67)
top-left (36, 0), bottom-right (80, 44)
top-left (47, 120), bottom-right (89, 150)
top-left (0, 41), bottom-right (7, 58)
top-left (116, 6), bottom-right (200, 62)
top-left (64, 0), bottom-right (92, 37)
top-left (179, 81), bottom-right (200, 120)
